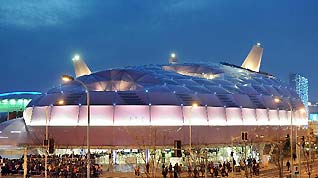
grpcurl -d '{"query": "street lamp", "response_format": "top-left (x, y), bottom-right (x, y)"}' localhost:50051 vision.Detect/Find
top-left (44, 105), bottom-right (51, 178)
top-left (189, 103), bottom-right (198, 168)
top-left (298, 108), bottom-right (306, 176)
top-left (274, 97), bottom-right (298, 176)
top-left (62, 74), bottom-right (91, 178)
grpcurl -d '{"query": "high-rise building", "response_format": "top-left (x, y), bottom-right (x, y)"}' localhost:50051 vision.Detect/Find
top-left (289, 73), bottom-right (309, 112)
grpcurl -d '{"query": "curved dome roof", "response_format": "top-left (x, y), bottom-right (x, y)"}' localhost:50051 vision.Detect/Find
top-left (29, 63), bottom-right (303, 110)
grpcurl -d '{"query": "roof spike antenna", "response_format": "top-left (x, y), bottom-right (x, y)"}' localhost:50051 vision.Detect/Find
top-left (241, 43), bottom-right (263, 72)
top-left (169, 52), bottom-right (177, 64)
top-left (72, 54), bottom-right (91, 77)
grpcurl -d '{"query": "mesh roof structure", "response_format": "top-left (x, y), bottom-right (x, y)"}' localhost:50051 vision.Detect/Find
top-left (16, 63), bottom-right (307, 146)
top-left (29, 63), bottom-right (303, 110)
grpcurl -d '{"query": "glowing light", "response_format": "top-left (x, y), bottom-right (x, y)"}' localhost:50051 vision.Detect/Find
top-left (192, 103), bottom-right (198, 108)
top-left (274, 98), bottom-right (281, 103)
top-left (72, 54), bottom-right (80, 61)
top-left (9, 99), bottom-right (16, 105)
top-left (62, 75), bottom-right (74, 82)
top-left (10, 131), bottom-right (21, 134)
top-left (170, 53), bottom-right (176, 58)
top-left (300, 108), bottom-right (306, 114)
top-left (208, 74), bottom-right (218, 79)
top-left (57, 100), bottom-right (65, 105)
top-left (0, 92), bottom-right (41, 97)
top-left (256, 42), bottom-right (261, 46)
top-left (24, 99), bottom-right (30, 105)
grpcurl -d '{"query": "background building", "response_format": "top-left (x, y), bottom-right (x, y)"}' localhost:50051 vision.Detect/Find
top-left (308, 101), bottom-right (318, 135)
top-left (0, 92), bottom-right (41, 123)
top-left (289, 73), bottom-right (309, 113)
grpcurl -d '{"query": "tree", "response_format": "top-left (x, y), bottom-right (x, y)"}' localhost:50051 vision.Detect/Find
top-left (270, 140), bottom-right (288, 178)
top-left (256, 134), bottom-right (289, 178)
top-left (300, 133), bottom-right (314, 178)
top-left (121, 126), bottom-right (161, 178)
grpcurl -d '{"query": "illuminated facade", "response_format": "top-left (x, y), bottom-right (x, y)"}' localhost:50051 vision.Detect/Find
top-left (289, 73), bottom-right (309, 113)
top-left (21, 63), bottom-right (307, 147)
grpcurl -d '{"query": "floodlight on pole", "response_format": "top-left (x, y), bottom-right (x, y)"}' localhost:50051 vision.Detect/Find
top-left (61, 74), bottom-right (91, 178)
top-left (171, 53), bottom-right (176, 58)
top-left (62, 75), bottom-right (74, 82)
top-left (169, 52), bottom-right (177, 64)
top-left (274, 97), bottom-right (294, 175)
top-left (73, 54), bottom-right (80, 61)
top-left (189, 102), bottom-right (198, 168)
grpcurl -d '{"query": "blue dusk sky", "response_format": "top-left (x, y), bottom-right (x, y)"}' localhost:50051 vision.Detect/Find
top-left (0, 0), bottom-right (317, 100)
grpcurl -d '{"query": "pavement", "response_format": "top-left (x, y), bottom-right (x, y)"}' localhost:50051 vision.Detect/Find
top-left (2, 158), bottom-right (318, 177)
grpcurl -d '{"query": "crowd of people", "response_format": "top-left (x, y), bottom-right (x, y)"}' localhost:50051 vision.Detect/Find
top-left (0, 154), bottom-right (103, 177)
top-left (159, 161), bottom-right (231, 178)
top-left (1, 153), bottom-right (260, 178)
top-left (158, 158), bottom-right (260, 178)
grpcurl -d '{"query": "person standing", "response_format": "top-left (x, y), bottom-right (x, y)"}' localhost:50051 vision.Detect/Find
top-left (146, 162), bottom-right (150, 174)
top-left (169, 163), bottom-right (173, 178)
top-left (173, 163), bottom-right (178, 178)
top-left (162, 166), bottom-right (168, 178)
top-left (286, 160), bottom-right (291, 171)
top-left (135, 165), bottom-right (140, 176)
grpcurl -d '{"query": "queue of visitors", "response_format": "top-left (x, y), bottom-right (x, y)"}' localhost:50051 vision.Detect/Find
top-left (1, 154), bottom-right (260, 178)
top-left (159, 158), bottom-right (259, 178)
top-left (0, 154), bottom-right (103, 177)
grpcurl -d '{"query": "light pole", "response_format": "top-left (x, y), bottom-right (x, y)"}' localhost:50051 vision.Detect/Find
top-left (62, 74), bottom-right (91, 178)
top-left (297, 109), bottom-right (306, 178)
top-left (189, 103), bottom-right (198, 168)
top-left (23, 146), bottom-right (27, 178)
top-left (274, 97), bottom-right (294, 175)
top-left (288, 102), bottom-right (294, 176)
top-left (44, 106), bottom-right (50, 178)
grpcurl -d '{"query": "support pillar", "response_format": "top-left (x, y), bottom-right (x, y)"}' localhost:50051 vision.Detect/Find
top-left (23, 147), bottom-right (27, 178)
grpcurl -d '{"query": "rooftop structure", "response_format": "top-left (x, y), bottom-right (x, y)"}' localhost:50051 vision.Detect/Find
top-left (241, 43), bottom-right (263, 72)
